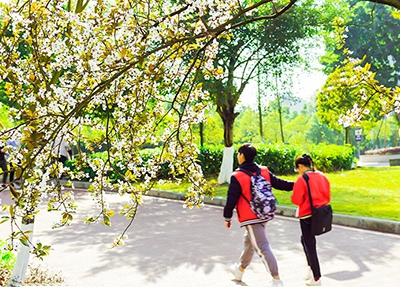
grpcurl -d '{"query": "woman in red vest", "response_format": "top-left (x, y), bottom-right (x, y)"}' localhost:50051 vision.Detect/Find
top-left (292, 154), bottom-right (330, 286)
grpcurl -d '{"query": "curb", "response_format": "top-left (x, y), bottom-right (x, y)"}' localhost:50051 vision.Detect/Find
top-left (68, 181), bottom-right (400, 235)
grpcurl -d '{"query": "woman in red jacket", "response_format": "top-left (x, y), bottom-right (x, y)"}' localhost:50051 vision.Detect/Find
top-left (292, 154), bottom-right (330, 286)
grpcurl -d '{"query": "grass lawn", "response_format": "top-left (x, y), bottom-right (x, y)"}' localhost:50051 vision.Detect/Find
top-left (154, 166), bottom-right (400, 222)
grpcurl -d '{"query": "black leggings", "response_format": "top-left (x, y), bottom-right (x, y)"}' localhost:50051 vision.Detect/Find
top-left (300, 218), bottom-right (321, 279)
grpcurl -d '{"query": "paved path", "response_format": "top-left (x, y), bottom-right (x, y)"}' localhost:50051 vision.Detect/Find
top-left (1, 189), bottom-right (400, 287)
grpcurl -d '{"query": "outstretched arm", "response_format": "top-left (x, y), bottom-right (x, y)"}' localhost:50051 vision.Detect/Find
top-left (269, 171), bottom-right (294, 191)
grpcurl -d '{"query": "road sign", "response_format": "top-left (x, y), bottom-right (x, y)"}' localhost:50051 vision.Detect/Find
top-left (355, 129), bottom-right (362, 142)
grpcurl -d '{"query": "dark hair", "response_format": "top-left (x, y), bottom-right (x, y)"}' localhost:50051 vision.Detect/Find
top-left (295, 154), bottom-right (315, 171)
top-left (238, 143), bottom-right (257, 162)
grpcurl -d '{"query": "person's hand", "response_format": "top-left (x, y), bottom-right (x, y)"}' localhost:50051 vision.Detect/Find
top-left (225, 221), bottom-right (231, 229)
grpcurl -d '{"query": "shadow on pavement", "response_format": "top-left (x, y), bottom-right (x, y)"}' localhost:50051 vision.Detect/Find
top-left (2, 188), bottom-right (400, 286)
top-left (35, 190), bottom-right (242, 282)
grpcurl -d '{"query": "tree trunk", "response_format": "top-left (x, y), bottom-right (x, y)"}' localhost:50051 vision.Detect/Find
top-left (221, 113), bottom-right (235, 148)
top-left (384, 116), bottom-right (387, 148)
top-left (275, 74), bottom-right (285, 143)
top-left (394, 113), bottom-right (400, 146)
top-left (199, 122), bottom-right (204, 147)
top-left (217, 146), bottom-right (235, 184)
top-left (7, 218), bottom-right (34, 287)
top-left (374, 119), bottom-right (385, 148)
top-left (257, 65), bottom-right (264, 142)
top-left (258, 100), bottom-right (264, 143)
top-left (278, 98), bottom-right (285, 143)
top-left (344, 127), bottom-right (350, 144)
top-left (216, 104), bottom-right (239, 184)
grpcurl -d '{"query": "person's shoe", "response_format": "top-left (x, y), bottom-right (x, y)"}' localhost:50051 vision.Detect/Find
top-left (305, 277), bottom-right (321, 286)
top-left (229, 263), bottom-right (244, 282)
top-left (271, 278), bottom-right (284, 287)
top-left (304, 268), bottom-right (313, 280)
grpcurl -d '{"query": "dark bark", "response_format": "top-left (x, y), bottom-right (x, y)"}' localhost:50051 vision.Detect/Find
top-left (277, 97), bottom-right (285, 143)
top-left (217, 106), bottom-right (239, 147)
top-left (258, 96), bottom-right (264, 142)
top-left (395, 113), bottom-right (400, 146)
top-left (345, 126), bottom-right (351, 144)
top-left (199, 122), bottom-right (204, 147)
top-left (257, 68), bottom-right (264, 142)
top-left (367, 0), bottom-right (400, 9)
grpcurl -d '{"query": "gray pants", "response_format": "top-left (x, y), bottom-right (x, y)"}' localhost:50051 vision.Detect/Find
top-left (239, 223), bottom-right (279, 277)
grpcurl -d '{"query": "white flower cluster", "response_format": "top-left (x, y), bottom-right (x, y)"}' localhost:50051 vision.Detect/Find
top-left (338, 104), bottom-right (363, 128)
top-left (0, 0), bottom-right (250, 229)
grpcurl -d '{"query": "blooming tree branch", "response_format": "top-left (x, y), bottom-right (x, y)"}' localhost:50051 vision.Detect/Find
top-left (319, 17), bottom-right (400, 129)
top-left (0, 0), bottom-right (298, 255)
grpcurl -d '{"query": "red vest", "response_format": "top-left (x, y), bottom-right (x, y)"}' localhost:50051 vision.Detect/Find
top-left (292, 171), bottom-right (330, 218)
top-left (232, 167), bottom-right (271, 224)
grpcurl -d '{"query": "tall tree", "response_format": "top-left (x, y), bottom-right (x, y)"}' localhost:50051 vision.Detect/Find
top-left (203, 0), bottom-right (319, 183)
top-left (318, 17), bottom-right (399, 143)
top-left (322, 2), bottom-right (400, 88)
top-left (0, 0), bottom-right (306, 284)
top-left (264, 98), bottom-right (291, 143)
top-left (262, 62), bottom-right (299, 143)
top-left (257, 63), bottom-right (264, 142)
top-left (317, 56), bottom-right (382, 143)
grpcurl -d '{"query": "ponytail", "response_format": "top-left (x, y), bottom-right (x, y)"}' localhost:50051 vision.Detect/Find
top-left (295, 154), bottom-right (315, 171)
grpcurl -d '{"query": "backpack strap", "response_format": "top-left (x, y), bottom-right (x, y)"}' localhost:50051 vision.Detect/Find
top-left (238, 167), bottom-right (258, 177)
top-left (238, 166), bottom-right (270, 182)
top-left (258, 166), bottom-right (271, 182)
top-left (302, 173), bottom-right (316, 213)
top-left (234, 168), bottom-right (255, 204)
top-left (236, 167), bottom-right (263, 204)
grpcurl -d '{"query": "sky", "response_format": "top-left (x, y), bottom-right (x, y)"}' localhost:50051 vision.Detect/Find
top-left (238, 41), bottom-right (328, 110)
top-left (239, 68), bottom-right (328, 109)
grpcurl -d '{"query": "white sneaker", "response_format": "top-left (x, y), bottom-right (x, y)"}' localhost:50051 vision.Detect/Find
top-left (229, 263), bottom-right (244, 281)
top-left (305, 277), bottom-right (321, 286)
top-left (304, 268), bottom-right (313, 280)
top-left (271, 278), bottom-right (284, 287)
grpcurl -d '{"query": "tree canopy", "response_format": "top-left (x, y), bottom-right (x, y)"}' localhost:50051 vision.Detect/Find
top-left (317, 16), bottom-right (399, 145)
top-left (372, 0), bottom-right (400, 9)
top-left (0, 0), bottom-right (305, 260)
top-left (322, 2), bottom-right (400, 88)
top-left (203, 0), bottom-right (319, 147)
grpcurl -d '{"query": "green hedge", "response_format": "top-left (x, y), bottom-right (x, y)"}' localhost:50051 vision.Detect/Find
top-left (197, 145), bottom-right (224, 175)
top-left (309, 143), bottom-right (354, 172)
top-left (197, 144), bottom-right (299, 175)
top-left (65, 143), bottom-right (354, 181)
top-left (197, 143), bottom-right (354, 175)
top-left (255, 144), bottom-right (299, 174)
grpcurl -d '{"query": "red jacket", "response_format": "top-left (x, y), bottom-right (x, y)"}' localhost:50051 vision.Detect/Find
top-left (292, 171), bottom-right (330, 218)
top-left (233, 167), bottom-right (271, 225)
top-left (224, 162), bottom-right (294, 226)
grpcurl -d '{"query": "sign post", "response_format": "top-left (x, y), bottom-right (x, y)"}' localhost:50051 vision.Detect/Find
top-left (355, 129), bottom-right (362, 159)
